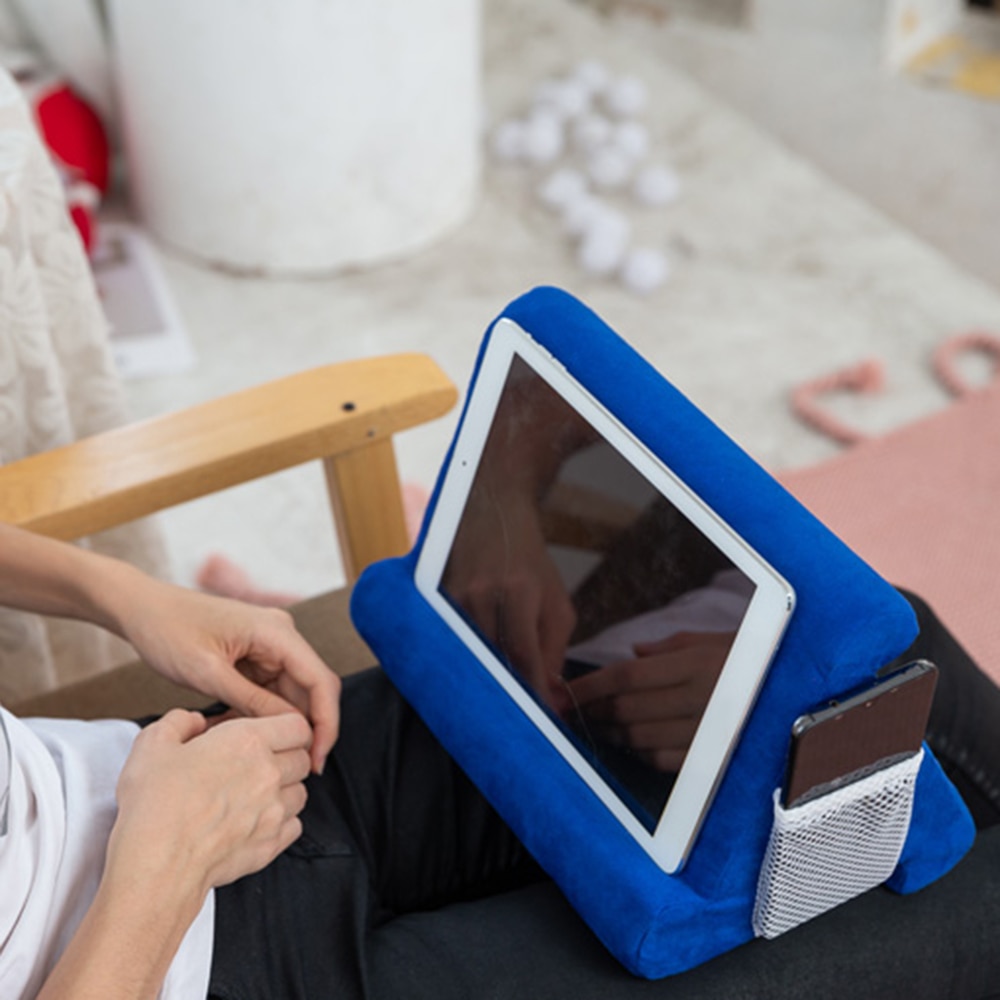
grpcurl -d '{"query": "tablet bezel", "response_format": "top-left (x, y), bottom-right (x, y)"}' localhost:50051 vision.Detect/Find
top-left (415, 318), bottom-right (795, 873)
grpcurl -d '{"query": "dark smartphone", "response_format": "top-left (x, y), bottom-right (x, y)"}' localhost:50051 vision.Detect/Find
top-left (783, 660), bottom-right (938, 808)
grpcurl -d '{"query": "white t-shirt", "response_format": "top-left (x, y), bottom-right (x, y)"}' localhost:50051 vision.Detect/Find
top-left (0, 707), bottom-right (214, 999)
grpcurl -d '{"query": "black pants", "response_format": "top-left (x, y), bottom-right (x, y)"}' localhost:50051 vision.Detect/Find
top-left (207, 596), bottom-right (1000, 1000)
top-left (899, 591), bottom-right (1000, 827)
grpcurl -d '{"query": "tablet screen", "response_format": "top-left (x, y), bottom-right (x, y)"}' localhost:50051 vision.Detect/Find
top-left (439, 353), bottom-right (757, 833)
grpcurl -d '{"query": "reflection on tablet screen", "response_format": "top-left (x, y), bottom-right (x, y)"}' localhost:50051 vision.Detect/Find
top-left (440, 356), bottom-right (756, 832)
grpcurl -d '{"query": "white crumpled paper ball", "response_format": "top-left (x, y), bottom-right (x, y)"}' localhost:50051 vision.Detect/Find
top-left (537, 168), bottom-right (589, 211)
top-left (633, 164), bottom-right (681, 206)
top-left (587, 146), bottom-right (633, 190)
top-left (603, 74), bottom-right (648, 118)
top-left (620, 247), bottom-right (670, 293)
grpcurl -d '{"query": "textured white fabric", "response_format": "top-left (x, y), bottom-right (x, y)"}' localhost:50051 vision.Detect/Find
top-left (0, 711), bottom-right (9, 835)
top-left (0, 706), bottom-right (214, 999)
top-left (0, 66), bottom-right (168, 702)
top-left (752, 748), bottom-right (922, 939)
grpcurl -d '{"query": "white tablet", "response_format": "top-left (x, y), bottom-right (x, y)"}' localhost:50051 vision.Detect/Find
top-left (415, 318), bottom-right (795, 873)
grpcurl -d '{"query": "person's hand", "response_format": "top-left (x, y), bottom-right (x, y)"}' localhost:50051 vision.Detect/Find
top-left (566, 630), bottom-right (734, 771)
top-left (444, 489), bottom-right (576, 713)
top-left (35, 710), bottom-right (314, 1000)
top-left (108, 710), bottom-right (312, 902)
top-left (115, 578), bottom-right (340, 774)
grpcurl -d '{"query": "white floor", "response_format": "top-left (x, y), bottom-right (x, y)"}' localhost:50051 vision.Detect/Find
top-left (613, 0), bottom-right (1000, 292)
top-left (116, 0), bottom-right (1000, 603)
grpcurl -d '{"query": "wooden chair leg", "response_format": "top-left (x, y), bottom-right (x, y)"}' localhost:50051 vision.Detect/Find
top-left (324, 438), bottom-right (410, 583)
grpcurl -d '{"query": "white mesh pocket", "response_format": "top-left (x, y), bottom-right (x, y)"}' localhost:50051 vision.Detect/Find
top-left (752, 748), bottom-right (923, 939)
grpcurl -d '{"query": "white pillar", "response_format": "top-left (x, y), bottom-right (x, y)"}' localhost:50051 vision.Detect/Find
top-left (108, 0), bottom-right (481, 274)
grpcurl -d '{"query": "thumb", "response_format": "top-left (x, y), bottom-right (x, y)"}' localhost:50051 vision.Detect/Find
top-left (154, 708), bottom-right (209, 744)
top-left (212, 666), bottom-right (301, 721)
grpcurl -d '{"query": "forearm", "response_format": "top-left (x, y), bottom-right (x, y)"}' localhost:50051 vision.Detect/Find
top-left (0, 523), bottom-right (145, 635)
top-left (36, 860), bottom-right (205, 1000)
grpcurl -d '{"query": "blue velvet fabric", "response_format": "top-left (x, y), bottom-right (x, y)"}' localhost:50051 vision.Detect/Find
top-left (351, 288), bottom-right (975, 978)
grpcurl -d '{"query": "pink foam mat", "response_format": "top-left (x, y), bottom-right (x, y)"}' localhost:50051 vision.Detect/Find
top-left (779, 333), bottom-right (1000, 683)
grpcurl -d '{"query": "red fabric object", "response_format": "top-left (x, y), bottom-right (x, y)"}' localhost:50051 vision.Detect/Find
top-left (34, 82), bottom-right (110, 194)
top-left (19, 76), bottom-right (110, 254)
top-left (68, 201), bottom-right (95, 251)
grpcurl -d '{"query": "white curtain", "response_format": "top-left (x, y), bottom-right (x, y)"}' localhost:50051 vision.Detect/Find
top-left (0, 67), bottom-right (168, 703)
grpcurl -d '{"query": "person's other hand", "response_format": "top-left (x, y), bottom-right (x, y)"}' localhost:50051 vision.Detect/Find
top-left (117, 579), bottom-right (339, 774)
top-left (444, 491), bottom-right (576, 713)
top-left (108, 710), bottom-right (312, 902)
top-left (566, 630), bottom-right (734, 771)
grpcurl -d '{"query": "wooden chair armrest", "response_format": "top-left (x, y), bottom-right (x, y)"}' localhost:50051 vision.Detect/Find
top-left (0, 354), bottom-right (456, 578)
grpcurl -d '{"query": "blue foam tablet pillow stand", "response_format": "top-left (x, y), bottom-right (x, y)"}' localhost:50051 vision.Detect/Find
top-left (351, 288), bottom-right (975, 979)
